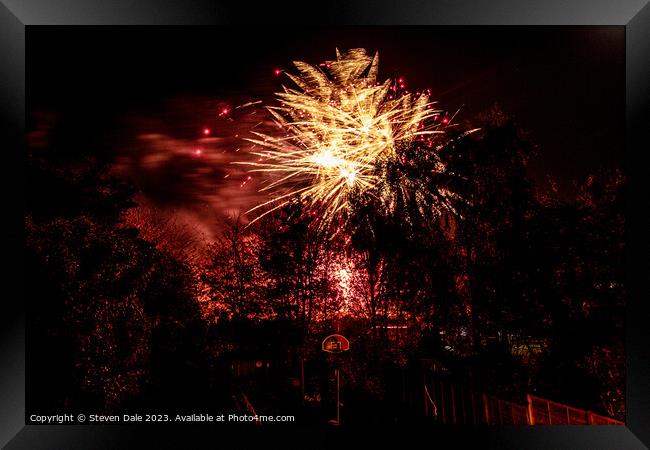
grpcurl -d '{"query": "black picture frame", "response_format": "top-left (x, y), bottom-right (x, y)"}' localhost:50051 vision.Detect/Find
top-left (1, 1), bottom-right (648, 448)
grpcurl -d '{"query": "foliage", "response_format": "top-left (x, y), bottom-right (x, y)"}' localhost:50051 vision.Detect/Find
top-left (26, 153), bottom-right (207, 411)
top-left (26, 106), bottom-right (625, 419)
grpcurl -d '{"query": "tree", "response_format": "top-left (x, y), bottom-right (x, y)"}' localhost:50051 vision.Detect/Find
top-left (535, 170), bottom-right (625, 418)
top-left (257, 203), bottom-right (336, 327)
top-left (442, 107), bottom-right (540, 352)
top-left (26, 152), bottom-right (208, 411)
top-left (203, 217), bottom-right (264, 320)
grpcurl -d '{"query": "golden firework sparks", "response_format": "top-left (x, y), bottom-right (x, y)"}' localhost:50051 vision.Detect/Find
top-left (237, 48), bottom-right (446, 230)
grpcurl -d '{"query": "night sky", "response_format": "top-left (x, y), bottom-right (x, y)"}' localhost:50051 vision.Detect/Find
top-left (27, 27), bottom-right (624, 240)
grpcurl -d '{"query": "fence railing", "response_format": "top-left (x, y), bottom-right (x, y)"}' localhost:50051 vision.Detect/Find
top-left (527, 394), bottom-right (622, 425)
top-left (423, 377), bottom-right (623, 426)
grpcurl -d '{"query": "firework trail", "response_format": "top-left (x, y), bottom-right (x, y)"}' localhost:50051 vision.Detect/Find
top-left (238, 48), bottom-right (461, 233)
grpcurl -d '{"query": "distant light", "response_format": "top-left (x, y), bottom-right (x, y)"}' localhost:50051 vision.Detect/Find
top-left (274, 68), bottom-right (282, 76)
top-left (203, 127), bottom-right (211, 136)
top-left (194, 148), bottom-right (202, 156)
top-left (442, 117), bottom-right (449, 124)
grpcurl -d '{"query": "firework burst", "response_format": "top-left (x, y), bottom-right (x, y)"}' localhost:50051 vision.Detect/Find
top-left (238, 48), bottom-right (457, 232)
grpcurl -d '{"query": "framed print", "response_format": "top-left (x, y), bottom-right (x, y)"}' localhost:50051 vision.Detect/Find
top-left (1, 1), bottom-right (649, 449)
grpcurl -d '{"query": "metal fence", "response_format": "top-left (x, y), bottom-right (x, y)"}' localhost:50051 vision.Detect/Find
top-left (423, 377), bottom-right (623, 426)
